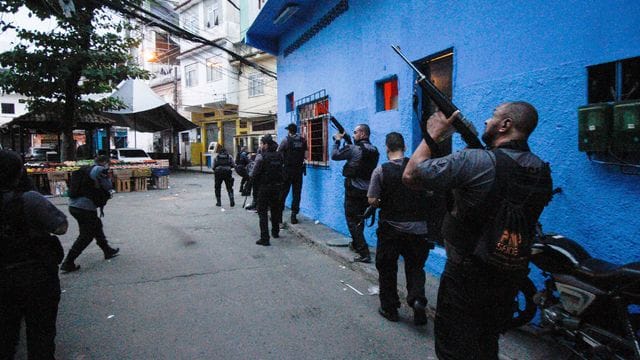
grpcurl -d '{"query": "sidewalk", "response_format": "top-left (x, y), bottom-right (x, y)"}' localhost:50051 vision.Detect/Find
top-left (281, 209), bottom-right (570, 360)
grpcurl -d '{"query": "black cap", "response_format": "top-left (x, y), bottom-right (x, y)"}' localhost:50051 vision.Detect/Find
top-left (285, 123), bottom-right (297, 132)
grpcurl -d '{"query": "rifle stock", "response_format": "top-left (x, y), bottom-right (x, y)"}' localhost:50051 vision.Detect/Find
top-left (391, 45), bottom-right (483, 149)
top-left (330, 116), bottom-right (352, 144)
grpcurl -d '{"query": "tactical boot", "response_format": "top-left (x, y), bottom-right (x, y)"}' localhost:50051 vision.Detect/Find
top-left (413, 300), bottom-right (428, 326)
top-left (60, 250), bottom-right (81, 272)
top-left (229, 192), bottom-right (235, 207)
top-left (256, 239), bottom-right (270, 246)
top-left (290, 213), bottom-right (298, 224)
top-left (216, 199), bottom-right (221, 207)
top-left (103, 247), bottom-right (120, 260)
top-left (378, 307), bottom-right (399, 322)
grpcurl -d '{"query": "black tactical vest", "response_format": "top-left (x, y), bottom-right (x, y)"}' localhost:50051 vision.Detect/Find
top-left (259, 151), bottom-right (284, 185)
top-left (284, 135), bottom-right (306, 170)
top-left (380, 158), bottom-right (431, 222)
top-left (442, 144), bottom-right (552, 270)
top-left (342, 140), bottom-right (380, 180)
top-left (215, 152), bottom-right (232, 168)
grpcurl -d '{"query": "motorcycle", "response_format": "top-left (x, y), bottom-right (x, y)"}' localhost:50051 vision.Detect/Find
top-left (512, 224), bottom-right (640, 359)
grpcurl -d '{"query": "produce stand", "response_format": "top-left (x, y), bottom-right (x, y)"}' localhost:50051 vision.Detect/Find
top-left (25, 159), bottom-right (171, 197)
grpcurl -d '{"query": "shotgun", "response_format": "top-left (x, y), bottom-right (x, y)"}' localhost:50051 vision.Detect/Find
top-left (391, 45), bottom-right (483, 149)
top-left (330, 116), bottom-right (353, 144)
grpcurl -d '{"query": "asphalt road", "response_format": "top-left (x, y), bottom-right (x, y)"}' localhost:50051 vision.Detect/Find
top-left (21, 172), bottom-right (439, 360)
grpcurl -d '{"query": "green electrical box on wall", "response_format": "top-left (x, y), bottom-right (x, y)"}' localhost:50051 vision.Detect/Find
top-left (578, 103), bottom-right (612, 152)
top-left (612, 100), bottom-right (640, 152)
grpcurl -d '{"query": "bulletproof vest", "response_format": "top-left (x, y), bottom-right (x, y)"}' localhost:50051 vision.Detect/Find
top-left (215, 152), bottom-right (232, 168)
top-left (284, 135), bottom-right (306, 170)
top-left (259, 151), bottom-right (284, 185)
top-left (342, 140), bottom-right (380, 180)
top-left (442, 146), bottom-right (552, 269)
top-left (379, 158), bottom-right (430, 222)
top-left (0, 191), bottom-right (32, 267)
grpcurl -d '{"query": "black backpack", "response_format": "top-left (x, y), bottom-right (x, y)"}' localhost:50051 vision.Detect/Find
top-left (68, 165), bottom-right (110, 208)
top-left (473, 149), bottom-right (553, 273)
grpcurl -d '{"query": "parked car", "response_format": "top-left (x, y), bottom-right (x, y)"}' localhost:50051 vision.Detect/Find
top-left (110, 148), bottom-right (152, 163)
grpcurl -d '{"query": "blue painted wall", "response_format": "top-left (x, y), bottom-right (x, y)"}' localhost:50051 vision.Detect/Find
top-left (272, 0), bottom-right (640, 276)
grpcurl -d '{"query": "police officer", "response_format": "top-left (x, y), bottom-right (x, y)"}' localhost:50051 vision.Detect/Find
top-left (213, 144), bottom-right (236, 207)
top-left (331, 123), bottom-right (379, 263)
top-left (61, 155), bottom-right (119, 272)
top-left (403, 102), bottom-right (553, 359)
top-left (236, 146), bottom-right (251, 197)
top-left (367, 132), bottom-right (431, 325)
top-left (277, 123), bottom-right (307, 224)
top-left (0, 149), bottom-right (68, 359)
top-left (250, 135), bottom-right (284, 246)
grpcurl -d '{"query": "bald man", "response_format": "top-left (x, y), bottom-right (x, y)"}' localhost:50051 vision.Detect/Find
top-left (403, 102), bottom-right (553, 359)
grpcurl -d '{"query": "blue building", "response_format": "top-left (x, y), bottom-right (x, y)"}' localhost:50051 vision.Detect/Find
top-left (247, 0), bottom-right (640, 275)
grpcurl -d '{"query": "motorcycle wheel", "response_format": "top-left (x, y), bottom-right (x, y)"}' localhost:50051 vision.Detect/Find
top-left (508, 277), bottom-right (538, 329)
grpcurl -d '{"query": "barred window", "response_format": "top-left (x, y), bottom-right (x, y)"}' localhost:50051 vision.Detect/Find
top-left (299, 98), bottom-right (329, 166)
top-left (248, 73), bottom-right (265, 97)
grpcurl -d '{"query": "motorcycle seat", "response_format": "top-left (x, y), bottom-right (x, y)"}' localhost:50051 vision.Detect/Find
top-left (578, 258), bottom-right (640, 289)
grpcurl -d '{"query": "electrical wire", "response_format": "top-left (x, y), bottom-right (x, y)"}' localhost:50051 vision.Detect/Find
top-left (104, 0), bottom-right (277, 79)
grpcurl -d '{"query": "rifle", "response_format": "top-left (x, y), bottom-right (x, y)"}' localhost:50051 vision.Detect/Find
top-left (330, 116), bottom-right (353, 144)
top-left (391, 45), bottom-right (483, 149)
top-left (357, 205), bottom-right (377, 228)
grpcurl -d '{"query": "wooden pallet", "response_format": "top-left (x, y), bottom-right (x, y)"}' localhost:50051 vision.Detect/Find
top-left (134, 177), bottom-right (148, 192)
top-left (154, 175), bottom-right (169, 190)
top-left (115, 177), bottom-right (131, 193)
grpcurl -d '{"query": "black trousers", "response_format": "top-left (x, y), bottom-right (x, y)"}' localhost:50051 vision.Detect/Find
top-left (214, 172), bottom-right (234, 203)
top-left (0, 267), bottom-right (60, 360)
top-left (344, 186), bottom-right (369, 257)
top-left (68, 207), bottom-right (111, 257)
top-left (434, 259), bottom-right (521, 360)
top-left (257, 184), bottom-right (282, 241)
top-left (375, 222), bottom-right (431, 311)
top-left (281, 170), bottom-right (303, 214)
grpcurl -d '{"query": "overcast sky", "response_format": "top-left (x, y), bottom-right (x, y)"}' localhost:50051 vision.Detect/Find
top-left (0, 7), bottom-right (60, 52)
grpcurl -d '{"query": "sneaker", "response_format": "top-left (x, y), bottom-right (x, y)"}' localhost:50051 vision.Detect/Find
top-left (413, 300), bottom-right (428, 326)
top-left (245, 204), bottom-right (256, 210)
top-left (104, 247), bottom-right (120, 260)
top-left (378, 307), bottom-right (399, 322)
top-left (352, 254), bottom-right (372, 263)
top-left (291, 214), bottom-right (298, 224)
top-left (256, 239), bottom-right (270, 246)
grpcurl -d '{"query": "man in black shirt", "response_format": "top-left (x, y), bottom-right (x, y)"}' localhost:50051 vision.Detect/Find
top-left (367, 132), bottom-right (432, 325)
top-left (403, 102), bottom-right (553, 359)
top-left (277, 123), bottom-right (307, 224)
top-left (0, 149), bottom-right (68, 359)
top-left (331, 123), bottom-right (380, 263)
top-left (213, 145), bottom-right (236, 207)
top-left (250, 135), bottom-right (284, 246)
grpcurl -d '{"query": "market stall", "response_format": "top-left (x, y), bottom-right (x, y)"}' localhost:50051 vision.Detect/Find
top-left (26, 159), bottom-right (171, 197)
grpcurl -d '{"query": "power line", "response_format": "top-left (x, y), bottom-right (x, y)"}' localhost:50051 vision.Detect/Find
top-left (226, 0), bottom-right (240, 11)
top-left (109, 0), bottom-right (277, 79)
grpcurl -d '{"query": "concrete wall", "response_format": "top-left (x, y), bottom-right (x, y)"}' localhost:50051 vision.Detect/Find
top-left (274, 0), bottom-right (640, 275)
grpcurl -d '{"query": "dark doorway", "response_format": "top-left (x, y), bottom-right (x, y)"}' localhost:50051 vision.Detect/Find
top-left (412, 49), bottom-right (454, 246)
top-left (413, 49), bottom-right (454, 154)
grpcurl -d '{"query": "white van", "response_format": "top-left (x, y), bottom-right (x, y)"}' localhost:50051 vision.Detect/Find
top-left (110, 148), bottom-right (152, 163)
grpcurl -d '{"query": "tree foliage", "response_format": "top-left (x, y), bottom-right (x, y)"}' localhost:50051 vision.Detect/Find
top-left (0, 0), bottom-right (149, 159)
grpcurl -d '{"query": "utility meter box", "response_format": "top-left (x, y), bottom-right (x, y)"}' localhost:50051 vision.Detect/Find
top-left (578, 103), bottom-right (612, 152)
top-left (612, 100), bottom-right (640, 152)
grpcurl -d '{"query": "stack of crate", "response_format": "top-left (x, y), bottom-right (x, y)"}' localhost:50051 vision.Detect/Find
top-left (47, 171), bottom-right (68, 196)
top-left (132, 167), bottom-right (151, 192)
top-left (112, 169), bottom-right (132, 193)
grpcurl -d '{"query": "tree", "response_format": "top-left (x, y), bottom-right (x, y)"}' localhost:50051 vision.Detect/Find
top-left (0, 0), bottom-right (148, 160)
